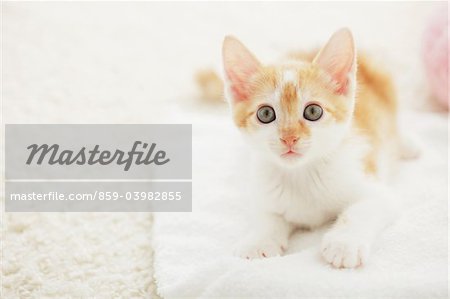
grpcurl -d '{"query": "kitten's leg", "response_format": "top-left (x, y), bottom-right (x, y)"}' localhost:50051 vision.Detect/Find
top-left (235, 212), bottom-right (293, 259)
top-left (321, 184), bottom-right (399, 268)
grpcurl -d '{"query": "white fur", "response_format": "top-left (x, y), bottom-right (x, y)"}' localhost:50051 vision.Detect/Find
top-left (236, 134), bottom-right (399, 268)
top-left (281, 69), bottom-right (297, 85)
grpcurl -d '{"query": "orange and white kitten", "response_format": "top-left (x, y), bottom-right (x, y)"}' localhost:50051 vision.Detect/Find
top-left (222, 28), bottom-right (413, 268)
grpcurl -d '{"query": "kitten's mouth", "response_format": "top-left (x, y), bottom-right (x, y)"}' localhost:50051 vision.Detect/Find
top-left (281, 150), bottom-right (302, 158)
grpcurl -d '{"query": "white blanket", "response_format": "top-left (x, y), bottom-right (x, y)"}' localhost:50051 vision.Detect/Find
top-left (153, 111), bottom-right (448, 298)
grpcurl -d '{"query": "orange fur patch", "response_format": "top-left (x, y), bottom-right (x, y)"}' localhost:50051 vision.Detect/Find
top-left (353, 55), bottom-right (398, 175)
top-left (280, 83), bottom-right (298, 115)
top-left (279, 120), bottom-right (311, 140)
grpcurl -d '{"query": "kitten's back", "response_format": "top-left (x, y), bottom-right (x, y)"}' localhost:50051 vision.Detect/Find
top-left (353, 54), bottom-right (399, 175)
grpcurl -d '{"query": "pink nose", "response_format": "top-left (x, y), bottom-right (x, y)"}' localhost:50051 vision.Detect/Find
top-left (280, 136), bottom-right (299, 147)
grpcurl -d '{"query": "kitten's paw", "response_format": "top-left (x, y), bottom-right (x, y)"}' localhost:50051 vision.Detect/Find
top-left (234, 237), bottom-right (286, 259)
top-left (321, 230), bottom-right (370, 269)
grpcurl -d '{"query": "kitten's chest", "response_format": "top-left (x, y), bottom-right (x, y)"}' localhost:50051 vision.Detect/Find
top-left (259, 166), bottom-right (351, 228)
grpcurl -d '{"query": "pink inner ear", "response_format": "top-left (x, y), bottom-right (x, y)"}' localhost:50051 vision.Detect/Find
top-left (223, 36), bottom-right (261, 102)
top-left (226, 65), bottom-right (259, 101)
top-left (336, 80), bottom-right (348, 94)
top-left (318, 52), bottom-right (354, 95)
top-left (227, 71), bottom-right (249, 101)
top-left (327, 51), bottom-right (354, 94)
top-left (332, 57), bottom-right (353, 94)
top-left (313, 28), bottom-right (355, 95)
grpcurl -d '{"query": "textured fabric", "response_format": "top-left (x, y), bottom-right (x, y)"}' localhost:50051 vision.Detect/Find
top-left (153, 111), bottom-right (447, 298)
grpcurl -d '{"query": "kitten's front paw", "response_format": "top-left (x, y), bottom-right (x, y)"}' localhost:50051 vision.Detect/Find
top-left (321, 230), bottom-right (370, 268)
top-left (234, 237), bottom-right (286, 259)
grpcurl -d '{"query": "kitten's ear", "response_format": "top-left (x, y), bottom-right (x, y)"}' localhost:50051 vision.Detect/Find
top-left (313, 28), bottom-right (356, 95)
top-left (222, 36), bottom-right (261, 102)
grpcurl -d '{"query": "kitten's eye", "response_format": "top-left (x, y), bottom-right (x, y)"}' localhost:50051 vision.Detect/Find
top-left (257, 105), bottom-right (276, 124)
top-left (303, 104), bottom-right (323, 121)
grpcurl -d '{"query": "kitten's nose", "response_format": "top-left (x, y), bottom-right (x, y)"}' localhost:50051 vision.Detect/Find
top-left (280, 136), bottom-right (299, 147)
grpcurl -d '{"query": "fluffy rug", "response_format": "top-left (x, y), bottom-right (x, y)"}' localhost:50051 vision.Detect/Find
top-left (3, 213), bottom-right (157, 298)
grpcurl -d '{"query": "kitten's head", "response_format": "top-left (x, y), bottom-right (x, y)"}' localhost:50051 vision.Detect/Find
top-left (222, 28), bottom-right (357, 167)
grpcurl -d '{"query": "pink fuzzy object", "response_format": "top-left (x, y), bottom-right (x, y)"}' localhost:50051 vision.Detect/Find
top-left (422, 6), bottom-right (449, 110)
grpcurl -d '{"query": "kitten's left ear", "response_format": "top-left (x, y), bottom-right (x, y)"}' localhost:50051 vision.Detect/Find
top-left (222, 36), bottom-right (261, 102)
top-left (313, 28), bottom-right (356, 95)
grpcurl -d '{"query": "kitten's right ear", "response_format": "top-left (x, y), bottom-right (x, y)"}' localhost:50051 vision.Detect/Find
top-left (313, 28), bottom-right (356, 95)
top-left (222, 36), bottom-right (261, 102)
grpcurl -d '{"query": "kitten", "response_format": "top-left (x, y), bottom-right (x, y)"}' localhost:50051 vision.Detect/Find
top-left (221, 28), bottom-right (416, 268)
